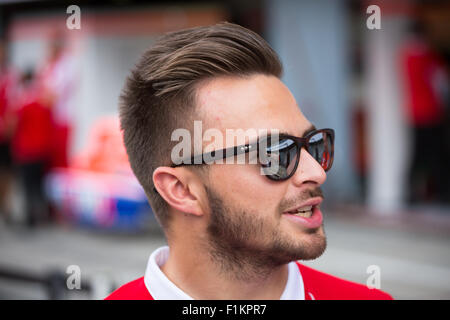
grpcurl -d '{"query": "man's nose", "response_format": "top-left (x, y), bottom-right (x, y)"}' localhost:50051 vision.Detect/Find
top-left (290, 147), bottom-right (327, 187)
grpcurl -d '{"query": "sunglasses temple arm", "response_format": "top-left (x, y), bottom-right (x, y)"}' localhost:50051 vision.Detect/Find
top-left (183, 141), bottom-right (259, 166)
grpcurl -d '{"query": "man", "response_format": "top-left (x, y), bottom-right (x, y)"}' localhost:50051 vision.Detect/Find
top-left (106, 22), bottom-right (392, 300)
top-left (400, 21), bottom-right (449, 204)
top-left (39, 34), bottom-right (77, 169)
top-left (0, 40), bottom-right (16, 223)
top-left (11, 70), bottom-right (52, 228)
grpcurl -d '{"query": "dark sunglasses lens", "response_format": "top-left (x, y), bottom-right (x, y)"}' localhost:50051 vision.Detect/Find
top-left (261, 138), bottom-right (298, 180)
top-left (307, 131), bottom-right (333, 171)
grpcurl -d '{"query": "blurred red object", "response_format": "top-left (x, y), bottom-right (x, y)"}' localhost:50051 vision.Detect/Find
top-left (70, 116), bottom-right (132, 175)
top-left (11, 100), bottom-right (52, 164)
top-left (45, 116), bottom-right (153, 231)
top-left (401, 38), bottom-right (448, 127)
top-left (0, 69), bottom-right (18, 143)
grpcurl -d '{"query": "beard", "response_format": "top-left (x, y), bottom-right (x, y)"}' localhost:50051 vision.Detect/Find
top-left (204, 186), bottom-right (327, 281)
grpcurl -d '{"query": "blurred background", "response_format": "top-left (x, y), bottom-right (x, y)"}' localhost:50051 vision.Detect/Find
top-left (0, 0), bottom-right (449, 300)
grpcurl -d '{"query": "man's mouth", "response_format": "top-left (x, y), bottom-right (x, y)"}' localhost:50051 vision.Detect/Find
top-left (281, 197), bottom-right (323, 229)
top-left (283, 197), bottom-right (322, 215)
top-left (286, 205), bottom-right (313, 218)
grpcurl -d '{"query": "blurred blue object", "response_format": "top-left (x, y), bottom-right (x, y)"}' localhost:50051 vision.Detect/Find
top-left (45, 166), bottom-right (154, 232)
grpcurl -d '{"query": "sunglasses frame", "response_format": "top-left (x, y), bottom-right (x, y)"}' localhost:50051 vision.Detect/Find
top-left (171, 128), bottom-right (335, 181)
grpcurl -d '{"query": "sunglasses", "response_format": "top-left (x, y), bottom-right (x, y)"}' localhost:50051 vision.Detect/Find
top-left (172, 128), bottom-right (335, 181)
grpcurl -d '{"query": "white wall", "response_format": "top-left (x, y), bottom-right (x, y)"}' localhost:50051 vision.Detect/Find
top-left (74, 34), bottom-right (158, 155)
top-left (364, 17), bottom-right (410, 212)
top-left (265, 0), bottom-right (358, 203)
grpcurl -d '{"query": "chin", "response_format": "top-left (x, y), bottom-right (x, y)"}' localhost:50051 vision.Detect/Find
top-left (266, 228), bottom-right (327, 265)
top-left (292, 227), bottom-right (327, 261)
top-left (297, 239), bottom-right (327, 261)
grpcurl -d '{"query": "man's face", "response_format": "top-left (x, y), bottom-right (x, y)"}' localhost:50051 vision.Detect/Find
top-left (195, 74), bottom-right (327, 267)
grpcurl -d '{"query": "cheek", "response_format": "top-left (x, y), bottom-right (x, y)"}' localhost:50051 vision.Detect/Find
top-left (210, 164), bottom-right (285, 215)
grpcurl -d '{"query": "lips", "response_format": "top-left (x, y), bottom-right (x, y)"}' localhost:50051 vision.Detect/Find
top-left (282, 197), bottom-right (323, 229)
top-left (283, 197), bottom-right (322, 215)
top-left (286, 205), bottom-right (313, 218)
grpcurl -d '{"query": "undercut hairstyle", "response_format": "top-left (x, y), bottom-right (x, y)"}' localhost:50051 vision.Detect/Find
top-left (119, 22), bottom-right (283, 230)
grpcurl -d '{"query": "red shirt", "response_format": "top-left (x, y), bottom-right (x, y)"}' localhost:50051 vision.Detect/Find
top-left (105, 262), bottom-right (393, 300)
top-left (0, 69), bottom-right (17, 143)
top-left (401, 39), bottom-right (447, 127)
top-left (11, 99), bottom-right (52, 164)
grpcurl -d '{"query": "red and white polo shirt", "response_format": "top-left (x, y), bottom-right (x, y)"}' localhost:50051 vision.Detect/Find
top-left (105, 246), bottom-right (393, 300)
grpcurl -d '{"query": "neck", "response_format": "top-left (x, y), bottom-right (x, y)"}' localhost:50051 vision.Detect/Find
top-left (160, 240), bottom-right (289, 300)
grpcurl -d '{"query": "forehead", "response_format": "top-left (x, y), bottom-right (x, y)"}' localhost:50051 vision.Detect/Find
top-left (196, 74), bottom-right (311, 140)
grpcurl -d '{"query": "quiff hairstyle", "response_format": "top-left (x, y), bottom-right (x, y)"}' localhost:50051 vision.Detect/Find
top-left (119, 22), bottom-right (282, 230)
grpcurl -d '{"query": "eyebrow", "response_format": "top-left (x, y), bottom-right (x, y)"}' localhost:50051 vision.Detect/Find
top-left (278, 124), bottom-right (317, 138)
top-left (231, 124), bottom-right (319, 149)
top-left (302, 124), bottom-right (317, 137)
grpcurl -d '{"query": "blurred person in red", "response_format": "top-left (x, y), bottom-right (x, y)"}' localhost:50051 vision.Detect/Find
top-left (39, 34), bottom-right (76, 169)
top-left (11, 69), bottom-right (52, 228)
top-left (0, 40), bottom-right (18, 223)
top-left (400, 21), bottom-right (449, 204)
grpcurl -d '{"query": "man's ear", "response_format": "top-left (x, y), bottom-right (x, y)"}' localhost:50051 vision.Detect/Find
top-left (152, 166), bottom-right (203, 217)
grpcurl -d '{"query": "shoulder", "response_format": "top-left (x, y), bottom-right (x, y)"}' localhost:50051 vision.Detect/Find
top-left (105, 277), bottom-right (154, 300)
top-left (296, 262), bottom-right (393, 300)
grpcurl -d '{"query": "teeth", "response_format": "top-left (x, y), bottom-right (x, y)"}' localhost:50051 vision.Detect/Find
top-left (296, 205), bottom-right (312, 213)
top-left (293, 210), bottom-right (312, 218)
top-left (286, 205), bottom-right (314, 218)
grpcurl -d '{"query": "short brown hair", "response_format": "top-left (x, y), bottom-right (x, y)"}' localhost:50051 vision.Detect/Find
top-left (119, 22), bottom-right (282, 230)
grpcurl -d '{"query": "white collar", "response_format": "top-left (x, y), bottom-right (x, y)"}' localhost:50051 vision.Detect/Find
top-left (144, 246), bottom-right (305, 300)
